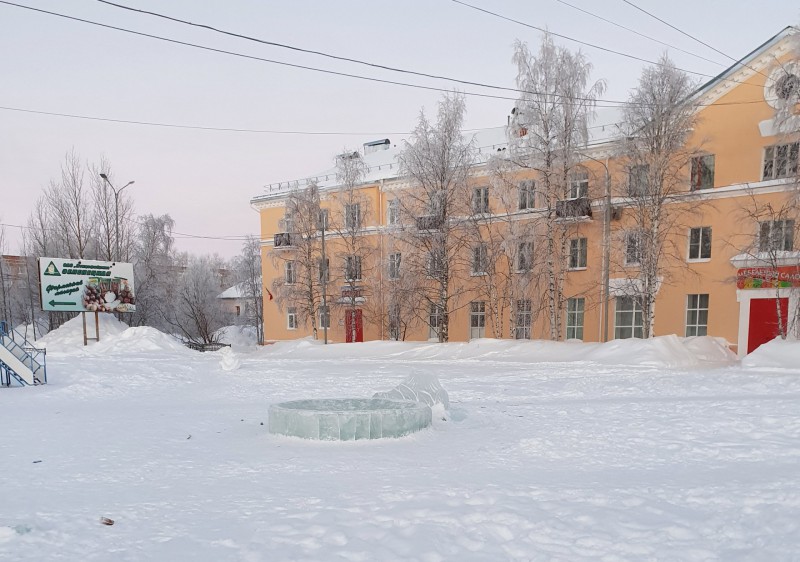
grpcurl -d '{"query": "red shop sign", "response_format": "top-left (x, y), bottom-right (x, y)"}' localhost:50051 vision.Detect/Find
top-left (737, 265), bottom-right (800, 289)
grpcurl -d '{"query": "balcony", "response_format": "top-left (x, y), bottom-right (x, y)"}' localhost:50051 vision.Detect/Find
top-left (555, 197), bottom-right (592, 220)
top-left (415, 214), bottom-right (444, 231)
top-left (273, 232), bottom-right (295, 248)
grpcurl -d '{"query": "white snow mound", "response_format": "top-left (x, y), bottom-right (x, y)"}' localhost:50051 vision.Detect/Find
top-left (86, 326), bottom-right (189, 356)
top-left (35, 313), bottom-right (129, 354)
top-left (374, 373), bottom-right (450, 409)
top-left (216, 325), bottom-right (258, 347)
top-left (218, 347), bottom-right (241, 371)
top-left (742, 337), bottom-right (800, 370)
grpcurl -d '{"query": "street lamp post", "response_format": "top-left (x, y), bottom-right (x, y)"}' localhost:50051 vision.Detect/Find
top-left (99, 174), bottom-right (134, 261)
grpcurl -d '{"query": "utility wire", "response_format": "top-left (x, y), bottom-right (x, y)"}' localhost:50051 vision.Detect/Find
top-left (553, 0), bottom-right (725, 66)
top-left (1, 220), bottom-right (255, 242)
top-left (450, 0), bottom-right (760, 89)
top-left (619, 0), bottom-right (768, 79)
top-left (0, 0), bottom-right (759, 108)
top-left (0, 105), bottom-right (412, 136)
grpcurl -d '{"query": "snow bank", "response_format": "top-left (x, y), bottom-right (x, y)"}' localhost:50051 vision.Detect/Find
top-left (218, 347), bottom-right (241, 371)
top-left (86, 326), bottom-right (189, 356)
top-left (263, 335), bottom-right (736, 369)
top-left (35, 313), bottom-right (129, 354)
top-left (742, 337), bottom-right (800, 370)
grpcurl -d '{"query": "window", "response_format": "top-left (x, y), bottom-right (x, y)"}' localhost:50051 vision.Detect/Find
top-left (569, 171), bottom-right (589, 199)
top-left (429, 303), bottom-right (444, 340)
top-left (469, 301), bottom-right (486, 339)
top-left (473, 187), bottom-right (490, 214)
top-left (427, 249), bottom-right (445, 278)
top-left (759, 220), bottom-right (795, 252)
top-left (387, 199), bottom-right (399, 225)
top-left (281, 212), bottom-right (295, 233)
top-left (566, 297), bottom-right (585, 340)
top-left (429, 190), bottom-right (445, 216)
top-left (628, 165), bottom-right (649, 197)
top-left (518, 180), bottom-right (536, 210)
top-left (569, 238), bottom-right (588, 269)
top-left (691, 155), bottom-right (715, 191)
top-left (345, 203), bottom-right (361, 230)
top-left (319, 257), bottom-right (329, 283)
top-left (284, 261), bottom-right (296, 284)
top-left (514, 299), bottom-right (532, 339)
top-left (688, 227), bottom-right (712, 260)
top-left (388, 252), bottom-right (401, 280)
top-left (763, 142), bottom-right (799, 180)
top-left (614, 296), bottom-right (643, 339)
top-left (517, 241), bottom-right (533, 271)
top-left (472, 244), bottom-right (488, 275)
top-left (776, 73), bottom-right (800, 100)
top-left (685, 294), bottom-right (709, 336)
top-left (344, 255), bottom-right (362, 281)
top-left (625, 231), bottom-right (642, 265)
top-left (235, 305), bottom-right (241, 317)
top-left (319, 305), bottom-right (330, 329)
top-left (287, 307), bottom-right (298, 330)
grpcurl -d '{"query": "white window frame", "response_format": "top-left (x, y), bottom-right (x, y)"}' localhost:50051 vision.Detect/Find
top-left (568, 170), bottom-right (589, 199)
top-left (514, 299), bottom-right (532, 339)
top-left (319, 305), bottom-right (330, 329)
top-left (284, 260), bottom-right (296, 284)
top-left (345, 203), bottom-right (361, 230)
top-left (759, 220), bottom-right (795, 252)
top-left (566, 297), bottom-right (585, 340)
top-left (518, 180), bottom-right (535, 210)
top-left (688, 227), bottom-right (712, 261)
top-left (569, 238), bottom-right (588, 270)
top-left (614, 296), bottom-right (643, 339)
top-left (287, 307), bottom-right (298, 330)
top-left (685, 294), bottom-right (709, 336)
top-left (473, 186), bottom-right (490, 215)
top-left (469, 301), bottom-right (486, 339)
top-left (625, 231), bottom-right (642, 266)
top-left (472, 244), bottom-right (488, 275)
top-left (344, 255), bottom-right (362, 282)
top-left (690, 154), bottom-right (715, 191)
top-left (428, 303), bottom-right (444, 340)
top-left (387, 199), bottom-right (400, 226)
top-left (762, 142), bottom-right (799, 180)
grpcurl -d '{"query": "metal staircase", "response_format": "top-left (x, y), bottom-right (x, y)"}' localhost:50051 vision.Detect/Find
top-left (0, 322), bottom-right (47, 387)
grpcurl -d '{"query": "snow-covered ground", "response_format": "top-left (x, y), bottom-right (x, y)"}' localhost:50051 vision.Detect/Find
top-left (2, 318), bottom-right (800, 561)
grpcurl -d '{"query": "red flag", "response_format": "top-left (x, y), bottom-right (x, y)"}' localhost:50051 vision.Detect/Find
top-left (266, 287), bottom-right (274, 301)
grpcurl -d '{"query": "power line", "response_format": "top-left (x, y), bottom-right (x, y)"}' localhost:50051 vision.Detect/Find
top-left (0, 1), bottom-right (760, 109)
top-left (0, 105), bottom-right (412, 136)
top-left (553, 0), bottom-right (726, 66)
top-left (619, 0), bottom-right (768, 79)
top-left (450, 0), bottom-right (760, 89)
top-left (1, 220), bottom-right (255, 242)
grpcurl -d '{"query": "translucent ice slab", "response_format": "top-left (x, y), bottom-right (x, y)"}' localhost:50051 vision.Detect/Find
top-left (268, 398), bottom-right (432, 441)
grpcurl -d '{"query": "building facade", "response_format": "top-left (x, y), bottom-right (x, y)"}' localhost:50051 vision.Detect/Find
top-left (251, 29), bottom-right (800, 356)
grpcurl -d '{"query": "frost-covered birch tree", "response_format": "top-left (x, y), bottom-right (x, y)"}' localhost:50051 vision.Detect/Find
top-left (233, 236), bottom-right (264, 344)
top-left (616, 54), bottom-right (700, 338)
top-left (269, 184), bottom-right (324, 339)
top-left (508, 34), bottom-right (605, 340)
top-left (397, 93), bottom-right (475, 342)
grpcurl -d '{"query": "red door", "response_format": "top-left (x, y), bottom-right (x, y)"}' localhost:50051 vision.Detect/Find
top-left (748, 298), bottom-right (788, 353)
top-left (345, 310), bottom-right (363, 343)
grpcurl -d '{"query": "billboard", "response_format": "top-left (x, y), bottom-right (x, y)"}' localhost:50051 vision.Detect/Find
top-left (39, 257), bottom-right (136, 313)
top-left (737, 266), bottom-right (800, 289)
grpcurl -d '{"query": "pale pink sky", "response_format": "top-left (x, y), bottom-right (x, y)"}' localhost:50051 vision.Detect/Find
top-left (1, 0), bottom-right (797, 257)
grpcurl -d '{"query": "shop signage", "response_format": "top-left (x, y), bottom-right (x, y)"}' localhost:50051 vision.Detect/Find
top-left (737, 266), bottom-right (800, 289)
top-left (39, 257), bottom-right (136, 312)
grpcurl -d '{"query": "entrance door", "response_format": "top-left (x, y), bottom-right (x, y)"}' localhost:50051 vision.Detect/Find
top-left (345, 309), bottom-right (363, 343)
top-left (748, 298), bottom-right (788, 353)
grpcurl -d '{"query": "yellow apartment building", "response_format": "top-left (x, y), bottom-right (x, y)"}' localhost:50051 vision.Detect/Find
top-left (251, 28), bottom-right (800, 356)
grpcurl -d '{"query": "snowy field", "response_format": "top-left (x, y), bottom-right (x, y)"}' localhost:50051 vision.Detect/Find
top-left (2, 317), bottom-right (800, 561)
